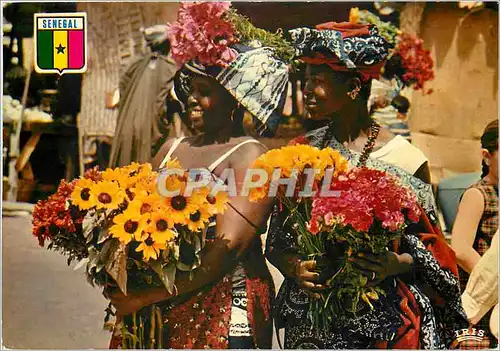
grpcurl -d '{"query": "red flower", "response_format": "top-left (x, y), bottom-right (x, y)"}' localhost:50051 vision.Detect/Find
top-left (395, 33), bottom-right (435, 94)
top-left (31, 176), bottom-right (87, 247)
top-left (288, 135), bottom-right (310, 146)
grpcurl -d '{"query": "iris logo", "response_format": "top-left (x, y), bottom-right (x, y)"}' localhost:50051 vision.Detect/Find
top-left (451, 328), bottom-right (486, 348)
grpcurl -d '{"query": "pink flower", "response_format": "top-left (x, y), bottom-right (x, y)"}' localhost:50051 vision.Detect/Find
top-left (309, 167), bottom-right (421, 234)
top-left (167, 2), bottom-right (238, 67)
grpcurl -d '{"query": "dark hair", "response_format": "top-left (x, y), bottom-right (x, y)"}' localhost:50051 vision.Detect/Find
top-left (391, 95), bottom-right (410, 114)
top-left (231, 107), bottom-right (246, 137)
top-left (382, 54), bottom-right (407, 83)
top-left (480, 119), bottom-right (498, 178)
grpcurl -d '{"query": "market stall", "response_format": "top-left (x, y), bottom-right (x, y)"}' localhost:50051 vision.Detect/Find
top-left (3, 3), bottom-right (81, 203)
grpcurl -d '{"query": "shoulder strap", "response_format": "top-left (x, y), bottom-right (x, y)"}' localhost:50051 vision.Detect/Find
top-left (207, 139), bottom-right (262, 172)
top-left (159, 136), bottom-right (186, 168)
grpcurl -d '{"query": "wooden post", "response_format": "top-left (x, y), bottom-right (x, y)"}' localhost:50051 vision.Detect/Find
top-left (7, 66), bottom-right (32, 202)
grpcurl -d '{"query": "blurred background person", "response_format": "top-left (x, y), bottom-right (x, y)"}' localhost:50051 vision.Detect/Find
top-left (452, 119), bottom-right (498, 348)
top-left (109, 25), bottom-right (180, 168)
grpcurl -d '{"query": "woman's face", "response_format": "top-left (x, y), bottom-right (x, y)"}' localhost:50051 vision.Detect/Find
top-left (303, 64), bottom-right (351, 120)
top-left (483, 149), bottom-right (498, 181)
top-left (187, 75), bottom-right (234, 132)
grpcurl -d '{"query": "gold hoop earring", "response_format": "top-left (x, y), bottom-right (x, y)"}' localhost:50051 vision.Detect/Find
top-left (347, 86), bottom-right (361, 100)
top-left (230, 103), bottom-right (241, 122)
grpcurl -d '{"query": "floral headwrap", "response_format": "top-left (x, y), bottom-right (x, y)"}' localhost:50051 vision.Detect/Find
top-left (289, 22), bottom-right (391, 82)
top-left (168, 2), bottom-right (294, 135)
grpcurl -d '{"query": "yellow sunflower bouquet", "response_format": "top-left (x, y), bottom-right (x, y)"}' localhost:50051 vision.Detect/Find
top-left (249, 143), bottom-right (348, 204)
top-left (32, 159), bottom-right (229, 308)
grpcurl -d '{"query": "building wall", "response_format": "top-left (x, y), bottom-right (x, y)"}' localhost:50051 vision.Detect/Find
top-left (409, 4), bottom-right (498, 182)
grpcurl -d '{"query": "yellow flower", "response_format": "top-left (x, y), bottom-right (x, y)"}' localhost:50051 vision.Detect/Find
top-left (135, 174), bottom-right (158, 194)
top-left (123, 162), bottom-right (142, 175)
top-left (124, 163), bottom-right (154, 186)
top-left (161, 190), bottom-right (202, 227)
top-left (249, 185), bottom-right (270, 203)
top-left (135, 233), bottom-right (165, 261)
top-left (323, 148), bottom-right (349, 177)
top-left (90, 181), bottom-right (126, 210)
top-left (71, 178), bottom-right (96, 209)
top-left (101, 168), bottom-right (125, 183)
top-left (163, 158), bottom-right (182, 170)
top-left (163, 172), bottom-right (187, 193)
top-left (349, 7), bottom-right (360, 24)
top-left (186, 206), bottom-right (211, 232)
top-left (109, 207), bottom-right (146, 244)
top-left (148, 212), bottom-right (177, 243)
top-left (129, 192), bottom-right (163, 216)
top-left (206, 189), bottom-right (230, 215)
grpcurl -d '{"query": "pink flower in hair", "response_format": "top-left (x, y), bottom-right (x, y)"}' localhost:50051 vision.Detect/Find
top-left (167, 2), bottom-right (238, 67)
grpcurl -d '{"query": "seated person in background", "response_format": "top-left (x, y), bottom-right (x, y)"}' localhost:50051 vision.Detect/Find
top-left (389, 95), bottom-right (412, 142)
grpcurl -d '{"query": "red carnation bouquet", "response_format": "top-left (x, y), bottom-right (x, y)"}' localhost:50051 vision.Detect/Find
top-left (301, 167), bottom-right (421, 327)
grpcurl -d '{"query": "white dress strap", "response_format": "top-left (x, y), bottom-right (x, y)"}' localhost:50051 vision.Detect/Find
top-left (159, 136), bottom-right (186, 168)
top-left (208, 139), bottom-right (262, 172)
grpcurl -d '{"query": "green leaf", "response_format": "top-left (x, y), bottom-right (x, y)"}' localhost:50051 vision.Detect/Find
top-left (97, 226), bottom-right (110, 244)
top-left (150, 260), bottom-right (176, 294)
top-left (86, 271), bottom-right (95, 287)
top-left (176, 261), bottom-right (193, 272)
top-left (82, 211), bottom-right (101, 239)
top-left (73, 257), bottom-right (89, 271)
top-left (86, 247), bottom-right (99, 272)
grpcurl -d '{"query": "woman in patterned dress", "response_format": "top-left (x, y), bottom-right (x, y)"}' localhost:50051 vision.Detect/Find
top-left (452, 120), bottom-right (498, 348)
top-left (106, 3), bottom-right (292, 348)
top-left (266, 21), bottom-right (468, 349)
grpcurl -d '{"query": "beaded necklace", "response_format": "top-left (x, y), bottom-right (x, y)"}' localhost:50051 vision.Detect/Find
top-left (321, 119), bottom-right (381, 167)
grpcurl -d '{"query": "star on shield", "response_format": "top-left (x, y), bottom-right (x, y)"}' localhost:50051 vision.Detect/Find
top-left (56, 43), bottom-right (66, 54)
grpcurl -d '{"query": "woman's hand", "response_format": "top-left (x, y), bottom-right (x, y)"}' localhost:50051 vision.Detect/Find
top-left (294, 259), bottom-right (327, 293)
top-left (349, 251), bottom-right (414, 287)
top-left (106, 289), bottom-right (151, 317)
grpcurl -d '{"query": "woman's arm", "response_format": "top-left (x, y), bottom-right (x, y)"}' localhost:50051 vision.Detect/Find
top-left (451, 188), bottom-right (484, 274)
top-left (111, 142), bottom-right (274, 315)
top-left (350, 251), bottom-right (414, 286)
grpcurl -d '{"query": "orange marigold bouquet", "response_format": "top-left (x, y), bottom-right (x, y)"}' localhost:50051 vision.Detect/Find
top-left (32, 160), bottom-right (229, 344)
